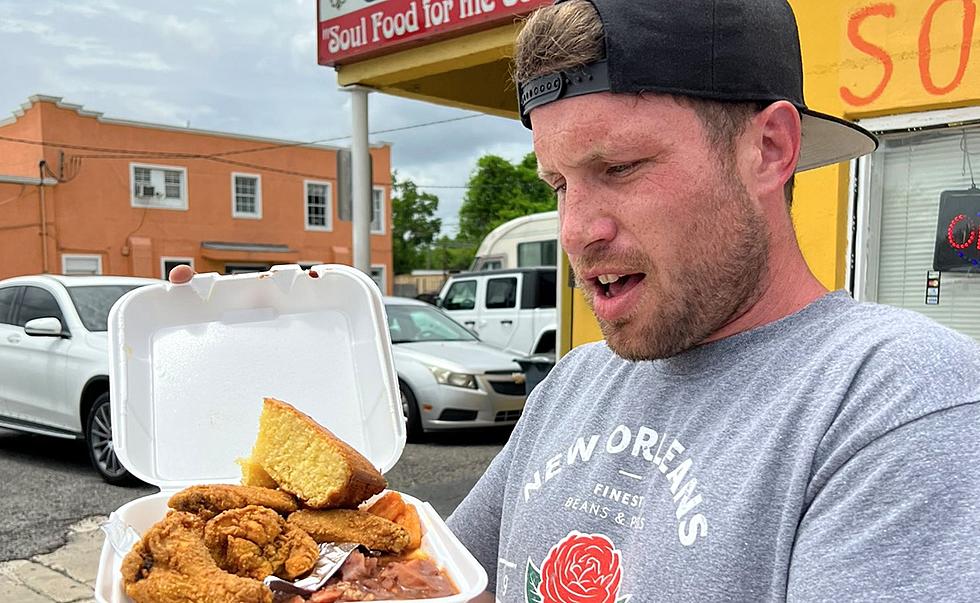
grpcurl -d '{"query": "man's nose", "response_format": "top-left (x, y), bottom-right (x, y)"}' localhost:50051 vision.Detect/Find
top-left (559, 184), bottom-right (617, 256)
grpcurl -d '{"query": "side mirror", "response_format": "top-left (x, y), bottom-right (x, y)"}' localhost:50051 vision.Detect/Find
top-left (434, 297), bottom-right (443, 307)
top-left (24, 317), bottom-right (68, 338)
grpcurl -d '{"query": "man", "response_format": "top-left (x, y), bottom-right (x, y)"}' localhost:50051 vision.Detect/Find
top-left (443, 0), bottom-right (980, 601)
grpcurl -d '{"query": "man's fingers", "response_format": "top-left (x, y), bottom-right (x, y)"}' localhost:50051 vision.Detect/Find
top-left (168, 264), bottom-right (195, 284)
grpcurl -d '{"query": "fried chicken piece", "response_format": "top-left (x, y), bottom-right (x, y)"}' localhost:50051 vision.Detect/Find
top-left (169, 484), bottom-right (299, 520)
top-left (288, 508), bottom-right (410, 554)
top-left (204, 505), bottom-right (319, 581)
top-left (121, 511), bottom-right (272, 603)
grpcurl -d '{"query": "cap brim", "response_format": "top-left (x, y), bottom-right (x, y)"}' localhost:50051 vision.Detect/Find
top-left (798, 110), bottom-right (878, 172)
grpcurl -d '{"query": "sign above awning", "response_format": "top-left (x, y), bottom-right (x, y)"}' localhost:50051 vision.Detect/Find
top-left (317, 0), bottom-right (550, 66)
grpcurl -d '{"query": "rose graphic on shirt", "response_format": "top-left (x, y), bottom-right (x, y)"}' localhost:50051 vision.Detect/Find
top-left (525, 532), bottom-right (630, 603)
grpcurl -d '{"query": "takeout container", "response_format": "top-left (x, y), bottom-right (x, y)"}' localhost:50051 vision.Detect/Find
top-left (93, 264), bottom-right (488, 603)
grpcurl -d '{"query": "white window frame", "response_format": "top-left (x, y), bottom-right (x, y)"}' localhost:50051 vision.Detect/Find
top-left (160, 256), bottom-right (195, 280)
top-left (130, 162), bottom-right (188, 210)
top-left (304, 180), bottom-right (333, 232)
top-left (370, 263), bottom-right (387, 293)
top-left (371, 186), bottom-right (386, 235)
top-left (849, 106), bottom-right (980, 302)
top-left (62, 254), bottom-right (103, 275)
top-left (231, 172), bottom-right (262, 219)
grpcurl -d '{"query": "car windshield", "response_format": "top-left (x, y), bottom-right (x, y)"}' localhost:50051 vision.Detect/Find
top-left (66, 285), bottom-right (143, 332)
top-left (386, 304), bottom-right (477, 343)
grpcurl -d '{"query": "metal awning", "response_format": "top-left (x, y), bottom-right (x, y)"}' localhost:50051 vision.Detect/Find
top-left (200, 241), bottom-right (294, 253)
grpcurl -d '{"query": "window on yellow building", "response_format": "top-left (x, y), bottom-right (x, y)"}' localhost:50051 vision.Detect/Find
top-left (232, 173), bottom-right (261, 219)
top-left (305, 180), bottom-right (333, 231)
top-left (854, 112), bottom-right (980, 342)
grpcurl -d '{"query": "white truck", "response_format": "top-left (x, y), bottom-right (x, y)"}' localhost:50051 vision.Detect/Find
top-left (437, 267), bottom-right (557, 356)
top-left (470, 211), bottom-right (558, 271)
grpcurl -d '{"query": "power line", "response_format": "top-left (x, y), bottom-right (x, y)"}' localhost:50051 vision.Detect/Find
top-left (0, 113), bottom-right (484, 161)
top-left (209, 114), bottom-right (484, 158)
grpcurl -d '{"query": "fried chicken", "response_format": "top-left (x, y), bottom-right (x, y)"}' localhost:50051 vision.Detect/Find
top-left (204, 505), bottom-right (319, 581)
top-left (288, 508), bottom-right (411, 554)
top-left (169, 484), bottom-right (299, 520)
top-left (121, 511), bottom-right (273, 603)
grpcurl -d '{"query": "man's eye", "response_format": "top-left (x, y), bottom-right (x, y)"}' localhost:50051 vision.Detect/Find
top-left (607, 161), bottom-right (642, 176)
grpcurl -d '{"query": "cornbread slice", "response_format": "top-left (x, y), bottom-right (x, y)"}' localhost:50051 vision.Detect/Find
top-left (251, 397), bottom-right (387, 509)
top-left (237, 457), bottom-right (279, 489)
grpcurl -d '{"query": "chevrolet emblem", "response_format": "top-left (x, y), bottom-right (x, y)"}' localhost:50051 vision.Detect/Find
top-left (511, 372), bottom-right (526, 384)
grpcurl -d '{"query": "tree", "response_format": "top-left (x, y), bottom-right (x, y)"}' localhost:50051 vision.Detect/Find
top-left (457, 152), bottom-right (556, 244)
top-left (391, 174), bottom-right (442, 275)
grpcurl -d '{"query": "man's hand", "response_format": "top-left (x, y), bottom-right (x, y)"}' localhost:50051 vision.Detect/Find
top-left (168, 264), bottom-right (195, 284)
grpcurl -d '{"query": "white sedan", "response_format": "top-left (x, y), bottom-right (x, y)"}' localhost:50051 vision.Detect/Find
top-left (385, 296), bottom-right (530, 440)
top-left (0, 274), bottom-right (159, 484)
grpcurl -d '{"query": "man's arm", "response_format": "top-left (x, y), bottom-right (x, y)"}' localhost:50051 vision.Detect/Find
top-left (787, 403), bottom-right (980, 600)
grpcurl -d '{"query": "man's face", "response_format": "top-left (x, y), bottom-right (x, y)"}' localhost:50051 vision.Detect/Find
top-left (533, 93), bottom-right (770, 361)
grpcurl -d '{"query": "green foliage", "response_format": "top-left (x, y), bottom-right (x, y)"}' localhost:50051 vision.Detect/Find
top-left (420, 236), bottom-right (477, 272)
top-left (391, 174), bottom-right (442, 275)
top-left (457, 152), bottom-right (556, 244)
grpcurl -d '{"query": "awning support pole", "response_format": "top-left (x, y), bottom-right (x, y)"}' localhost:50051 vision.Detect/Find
top-left (349, 87), bottom-right (372, 274)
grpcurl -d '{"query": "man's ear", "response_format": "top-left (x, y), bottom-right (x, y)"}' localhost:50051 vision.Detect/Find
top-left (744, 101), bottom-right (801, 202)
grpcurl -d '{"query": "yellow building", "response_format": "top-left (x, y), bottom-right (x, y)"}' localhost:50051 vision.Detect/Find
top-left (325, 0), bottom-right (980, 351)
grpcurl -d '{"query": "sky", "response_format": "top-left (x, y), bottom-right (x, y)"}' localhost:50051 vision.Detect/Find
top-left (0, 0), bottom-right (534, 236)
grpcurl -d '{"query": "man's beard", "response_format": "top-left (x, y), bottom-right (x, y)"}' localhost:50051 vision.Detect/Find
top-left (574, 170), bottom-right (770, 361)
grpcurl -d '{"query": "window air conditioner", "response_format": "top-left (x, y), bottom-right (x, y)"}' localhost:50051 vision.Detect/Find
top-left (138, 185), bottom-right (156, 197)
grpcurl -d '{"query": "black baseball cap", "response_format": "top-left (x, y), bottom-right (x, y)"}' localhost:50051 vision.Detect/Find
top-left (517, 0), bottom-right (878, 172)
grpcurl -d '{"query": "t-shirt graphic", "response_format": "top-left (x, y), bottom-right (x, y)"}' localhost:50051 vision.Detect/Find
top-left (526, 531), bottom-right (630, 603)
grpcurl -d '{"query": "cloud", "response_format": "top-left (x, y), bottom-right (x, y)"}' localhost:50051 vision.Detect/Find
top-left (65, 52), bottom-right (172, 72)
top-left (0, 0), bottom-right (533, 237)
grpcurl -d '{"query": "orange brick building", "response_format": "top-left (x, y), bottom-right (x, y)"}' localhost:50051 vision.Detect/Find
top-left (0, 95), bottom-right (393, 292)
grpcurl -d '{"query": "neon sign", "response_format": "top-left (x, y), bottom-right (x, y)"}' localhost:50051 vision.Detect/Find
top-left (933, 188), bottom-right (980, 271)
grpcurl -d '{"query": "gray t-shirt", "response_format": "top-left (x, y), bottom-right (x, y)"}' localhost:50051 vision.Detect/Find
top-left (448, 291), bottom-right (980, 601)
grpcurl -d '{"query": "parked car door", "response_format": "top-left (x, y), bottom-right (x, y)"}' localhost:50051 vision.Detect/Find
top-left (5, 285), bottom-right (72, 429)
top-left (0, 285), bottom-right (22, 416)
top-left (440, 278), bottom-right (481, 333)
top-left (478, 275), bottom-right (526, 353)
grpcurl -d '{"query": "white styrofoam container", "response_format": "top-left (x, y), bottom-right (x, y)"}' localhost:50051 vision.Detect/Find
top-left (93, 264), bottom-right (488, 603)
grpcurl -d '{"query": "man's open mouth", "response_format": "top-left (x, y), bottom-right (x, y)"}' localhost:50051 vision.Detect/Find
top-left (594, 273), bottom-right (646, 298)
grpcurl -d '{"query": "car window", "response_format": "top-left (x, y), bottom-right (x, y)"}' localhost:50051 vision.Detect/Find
top-left (66, 285), bottom-right (142, 332)
top-left (0, 287), bottom-right (18, 325)
top-left (442, 280), bottom-right (476, 311)
top-left (17, 286), bottom-right (65, 327)
top-left (386, 304), bottom-right (476, 343)
top-left (486, 277), bottom-right (517, 309)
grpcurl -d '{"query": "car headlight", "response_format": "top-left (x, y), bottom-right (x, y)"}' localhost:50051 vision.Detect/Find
top-left (427, 366), bottom-right (477, 389)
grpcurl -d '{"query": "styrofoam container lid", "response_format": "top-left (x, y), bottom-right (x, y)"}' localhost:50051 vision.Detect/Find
top-left (107, 264), bottom-right (405, 489)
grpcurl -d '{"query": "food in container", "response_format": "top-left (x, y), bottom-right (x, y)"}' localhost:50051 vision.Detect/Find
top-left (94, 265), bottom-right (487, 603)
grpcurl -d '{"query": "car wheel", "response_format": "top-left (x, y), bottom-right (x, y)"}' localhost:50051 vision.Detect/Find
top-left (400, 382), bottom-right (424, 442)
top-left (85, 392), bottom-right (133, 485)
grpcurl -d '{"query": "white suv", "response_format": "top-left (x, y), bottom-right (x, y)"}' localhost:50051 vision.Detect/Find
top-left (437, 267), bottom-right (557, 356)
top-left (0, 274), bottom-right (159, 484)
